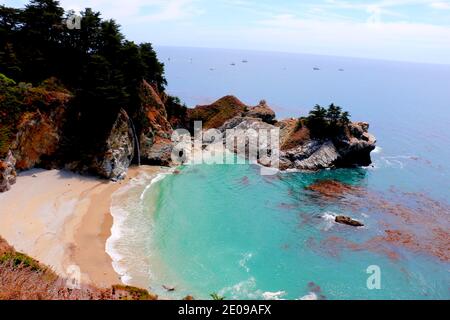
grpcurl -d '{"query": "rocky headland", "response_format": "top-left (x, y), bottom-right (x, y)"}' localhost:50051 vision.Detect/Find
top-left (1, 85), bottom-right (376, 193)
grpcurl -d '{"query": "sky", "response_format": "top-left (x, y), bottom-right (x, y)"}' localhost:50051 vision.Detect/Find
top-left (4, 0), bottom-right (450, 64)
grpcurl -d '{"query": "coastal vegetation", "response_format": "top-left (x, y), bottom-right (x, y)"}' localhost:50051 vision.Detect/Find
top-left (0, 236), bottom-right (157, 300)
top-left (210, 292), bottom-right (226, 300)
top-left (0, 0), bottom-right (181, 167)
top-left (300, 104), bottom-right (351, 139)
top-left (0, 0), bottom-right (378, 301)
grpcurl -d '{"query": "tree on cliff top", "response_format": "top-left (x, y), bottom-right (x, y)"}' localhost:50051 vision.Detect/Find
top-left (0, 0), bottom-right (167, 162)
top-left (304, 104), bottom-right (351, 138)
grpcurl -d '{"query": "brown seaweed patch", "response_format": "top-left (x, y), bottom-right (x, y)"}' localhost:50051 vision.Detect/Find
top-left (305, 180), bottom-right (362, 198)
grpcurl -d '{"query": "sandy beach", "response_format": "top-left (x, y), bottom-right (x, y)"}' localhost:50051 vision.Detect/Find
top-left (0, 165), bottom-right (163, 288)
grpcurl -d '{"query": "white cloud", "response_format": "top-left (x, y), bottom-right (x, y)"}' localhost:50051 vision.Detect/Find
top-left (430, 1), bottom-right (450, 9)
top-left (253, 13), bottom-right (450, 63)
top-left (59, 0), bottom-right (201, 23)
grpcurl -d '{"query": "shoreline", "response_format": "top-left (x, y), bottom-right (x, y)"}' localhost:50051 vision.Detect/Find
top-left (0, 165), bottom-right (164, 288)
top-left (106, 166), bottom-right (175, 292)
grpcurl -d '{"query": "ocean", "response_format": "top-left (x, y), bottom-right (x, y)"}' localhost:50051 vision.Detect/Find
top-left (108, 47), bottom-right (450, 300)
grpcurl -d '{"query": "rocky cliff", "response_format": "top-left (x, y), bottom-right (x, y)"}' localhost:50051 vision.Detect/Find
top-left (0, 83), bottom-right (376, 192)
top-left (91, 109), bottom-right (135, 181)
top-left (207, 97), bottom-right (376, 171)
top-left (0, 76), bottom-right (187, 191)
top-left (0, 78), bottom-right (177, 191)
top-left (138, 81), bottom-right (174, 166)
top-left (0, 151), bottom-right (16, 192)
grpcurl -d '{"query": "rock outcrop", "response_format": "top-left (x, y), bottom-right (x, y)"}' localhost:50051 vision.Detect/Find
top-left (243, 100), bottom-right (276, 124)
top-left (1, 84), bottom-right (376, 191)
top-left (280, 140), bottom-right (339, 171)
top-left (206, 97), bottom-right (376, 171)
top-left (335, 215), bottom-right (364, 227)
top-left (139, 81), bottom-right (174, 166)
top-left (333, 122), bottom-right (376, 167)
top-left (0, 151), bottom-right (17, 192)
top-left (92, 109), bottom-right (135, 181)
top-left (187, 95), bottom-right (247, 129)
top-left (11, 106), bottom-right (67, 170)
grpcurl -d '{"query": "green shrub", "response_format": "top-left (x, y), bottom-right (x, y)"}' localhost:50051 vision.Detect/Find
top-left (304, 104), bottom-right (351, 138)
top-left (0, 252), bottom-right (44, 272)
top-left (111, 285), bottom-right (158, 300)
top-left (0, 126), bottom-right (12, 157)
top-left (210, 292), bottom-right (225, 300)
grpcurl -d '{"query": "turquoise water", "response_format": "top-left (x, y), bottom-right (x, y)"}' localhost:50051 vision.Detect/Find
top-left (143, 164), bottom-right (449, 300)
top-left (112, 47), bottom-right (450, 299)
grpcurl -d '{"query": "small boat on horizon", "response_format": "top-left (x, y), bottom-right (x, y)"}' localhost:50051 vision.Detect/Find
top-left (313, 67), bottom-right (320, 71)
top-left (242, 59), bottom-right (248, 63)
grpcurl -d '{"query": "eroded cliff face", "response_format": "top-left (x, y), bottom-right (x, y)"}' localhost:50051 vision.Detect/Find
top-left (0, 151), bottom-right (17, 192)
top-left (209, 97), bottom-right (376, 171)
top-left (91, 109), bottom-right (135, 181)
top-left (277, 121), bottom-right (376, 170)
top-left (139, 81), bottom-right (173, 166)
top-left (1, 83), bottom-right (376, 193)
top-left (0, 79), bottom-right (179, 192)
top-left (11, 106), bottom-right (67, 170)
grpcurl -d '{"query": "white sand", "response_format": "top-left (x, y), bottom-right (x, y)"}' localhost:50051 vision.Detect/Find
top-left (0, 166), bottom-right (162, 288)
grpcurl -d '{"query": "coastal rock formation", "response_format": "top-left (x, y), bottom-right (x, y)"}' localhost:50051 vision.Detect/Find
top-left (280, 140), bottom-right (339, 171)
top-left (188, 96), bottom-right (278, 130)
top-left (333, 122), bottom-right (376, 167)
top-left (187, 95), bottom-right (247, 129)
top-left (278, 120), bottom-right (376, 170)
top-left (335, 215), bottom-right (364, 227)
top-left (10, 106), bottom-right (67, 170)
top-left (213, 105), bottom-right (376, 171)
top-left (219, 116), bottom-right (275, 132)
top-left (0, 151), bottom-right (17, 192)
top-left (1, 85), bottom-right (376, 190)
top-left (93, 109), bottom-right (135, 181)
top-left (244, 100), bottom-right (276, 124)
top-left (141, 137), bottom-right (173, 166)
top-left (139, 81), bottom-right (174, 166)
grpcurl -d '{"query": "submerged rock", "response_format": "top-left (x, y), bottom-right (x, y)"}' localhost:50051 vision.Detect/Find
top-left (162, 285), bottom-right (175, 292)
top-left (335, 215), bottom-right (364, 227)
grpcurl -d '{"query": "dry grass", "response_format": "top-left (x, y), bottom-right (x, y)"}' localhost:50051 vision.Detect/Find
top-left (278, 118), bottom-right (311, 151)
top-left (0, 236), bottom-right (157, 300)
top-left (188, 95), bottom-right (247, 129)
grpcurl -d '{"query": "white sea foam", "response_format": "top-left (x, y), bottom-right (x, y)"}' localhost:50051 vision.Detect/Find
top-left (262, 291), bottom-right (287, 300)
top-left (140, 168), bottom-right (176, 200)
top-left (219, 277), bottom-right (287, 300)
top-left (219, 277), bottom-right (262, 300)
top-left (372, 146), bottom-right (383, 154)
top-left (299, 292), bottom-right (318, 300)
top-left (321, 212), bottom-right (337, 231)
top-left (106, 168), bottom-right (175, 285)
top-left (238, 252), bottom-right (253, 273)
